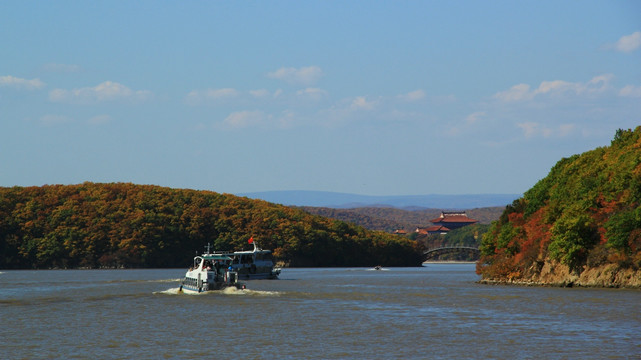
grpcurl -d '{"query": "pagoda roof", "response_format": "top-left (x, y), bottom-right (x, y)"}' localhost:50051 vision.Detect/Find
top-left (429, 211), bottom-right (478, 224)
top-left (416, 225), bottom-right (451, 234)
top-left (425, 225), bottom-right (450, 232)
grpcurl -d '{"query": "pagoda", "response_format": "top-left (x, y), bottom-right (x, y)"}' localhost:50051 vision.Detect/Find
top-left (427, 211), bottom-right (478, 231)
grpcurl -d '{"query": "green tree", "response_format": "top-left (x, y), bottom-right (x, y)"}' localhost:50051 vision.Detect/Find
top-left (548, 214), bottom-right (599, 273)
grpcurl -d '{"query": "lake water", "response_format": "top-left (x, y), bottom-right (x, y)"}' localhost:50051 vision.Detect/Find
top-left (1, 264), bottom-right (639, 359)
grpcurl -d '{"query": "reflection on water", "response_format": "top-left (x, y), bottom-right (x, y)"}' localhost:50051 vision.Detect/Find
top-left (1, 265), bottom-right (639, 359)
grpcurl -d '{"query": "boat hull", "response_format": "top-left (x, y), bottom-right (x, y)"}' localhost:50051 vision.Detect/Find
top-left (233, 265), bottom-right (281, 280)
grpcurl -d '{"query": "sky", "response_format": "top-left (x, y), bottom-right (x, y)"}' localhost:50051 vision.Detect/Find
top-left (1, 1), bottom-right (640, 196)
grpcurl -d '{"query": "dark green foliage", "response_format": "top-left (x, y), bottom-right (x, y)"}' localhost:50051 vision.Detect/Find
top-left (604, 206), bottom-right (641, 251)
top-left (443, 223), bottom-right (489, 247)
top-left (548, 213), bottom-right (599, 273)
top-left (0, 183), bottom-right (423, 269)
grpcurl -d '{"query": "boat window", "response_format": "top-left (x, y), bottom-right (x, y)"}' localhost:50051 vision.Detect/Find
top-left (256, 253), bottom-right (272, 261)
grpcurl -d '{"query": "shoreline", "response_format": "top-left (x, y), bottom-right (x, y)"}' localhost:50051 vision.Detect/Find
top-left (477, 278), bottom-right (641, 289)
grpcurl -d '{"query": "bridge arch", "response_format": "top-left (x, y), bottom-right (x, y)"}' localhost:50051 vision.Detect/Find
top-left (422, 246), bottom-right (480, 261)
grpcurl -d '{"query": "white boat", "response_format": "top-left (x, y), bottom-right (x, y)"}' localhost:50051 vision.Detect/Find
top-left (220, 240), bottom-right (282, 280)
top-left (179, 250), bottom-right (246, 293)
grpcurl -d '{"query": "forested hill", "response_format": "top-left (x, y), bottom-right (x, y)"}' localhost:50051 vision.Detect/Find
top-left (0, 183), bottom-right (423, 269)
top-left (300, 206), bottom-right (505, 232)
top-left (478, 127), bottom-right (641, 287)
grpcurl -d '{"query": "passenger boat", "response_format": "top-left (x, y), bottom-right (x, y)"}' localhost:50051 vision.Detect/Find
top-left (179, 248), bottom-right (246, 293)
top-left (221, 239), bottom-right (281, 280)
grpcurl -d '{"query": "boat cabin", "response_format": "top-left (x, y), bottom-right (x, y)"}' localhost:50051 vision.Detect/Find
top-left (192, 254), bottom-right (233, 272)
top-left (231, 250), bottom-right (274, 266)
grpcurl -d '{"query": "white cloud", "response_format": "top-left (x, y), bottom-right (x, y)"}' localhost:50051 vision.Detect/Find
top-left (465, 111), bottom-right (485, 124)
top-left (39, 114), bottom-right (73, 125)
top-left (397, 89), bottom-right (426, 102)
top-left (493, 83), bottom-right (533, 102)
top-left (88, 114), bottom-right (112, 125)
top-left (613, 31), bottom-right (641, 53)
top-left (493, 74), bottom-right (614, 102)
top-left (619, 85), bottom-right (641, 97)
top-left (0, 75), bottom-right (45, 90)
top-left (296, 87), bottom-right (328, 101)
top-left (185, 88), bottom-right (239, 105)
top-left (518, 122), bottom-right (543, 138)
top-left (517, 122), bottom-right (575, 138)
top-left (581, 74), bottom-right (614, 95)
top-left (249, 89), bottom-right (271, 98)
top-left (446, 111), bottom-right (486, 136)
top-left (222, 110), bottom-right (266, 128)
top-left (267, 66), bottom-right (322, 85)
top-left (351, 96), bottom-right (377, 110)
top-left (49, 81), bottom-right (151, 103)
top-left (203, 88), bottom-right (238, 99)
top-left (536, 80), bottom-right (577, 95)
top-left (249, 89), bottom-right (284, 99)
top-left (276, 110), bottom-right (297, 128)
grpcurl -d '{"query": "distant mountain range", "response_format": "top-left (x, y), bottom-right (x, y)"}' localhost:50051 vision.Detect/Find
top-left (237, 191), bottom-right (521, 209)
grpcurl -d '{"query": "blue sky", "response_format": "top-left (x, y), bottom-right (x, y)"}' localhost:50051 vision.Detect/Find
top-left (1, 1), bottom-right (640, 196)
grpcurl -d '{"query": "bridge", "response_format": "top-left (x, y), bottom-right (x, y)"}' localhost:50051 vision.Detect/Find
top-left (423, 246), bottom-right (480, 261)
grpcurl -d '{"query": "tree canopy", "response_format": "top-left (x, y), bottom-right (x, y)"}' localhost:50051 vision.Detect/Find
top-left (0, 183), bottom-right (423, 269)
top-left (478, 127), bottom-right (641, 280)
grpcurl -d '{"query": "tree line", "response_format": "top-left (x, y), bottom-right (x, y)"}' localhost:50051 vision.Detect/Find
top-left (0, 183), bottom-right (424, 269)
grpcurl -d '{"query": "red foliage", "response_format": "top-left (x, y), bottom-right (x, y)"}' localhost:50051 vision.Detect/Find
top-left (507, 211), bottom-right (524, 226)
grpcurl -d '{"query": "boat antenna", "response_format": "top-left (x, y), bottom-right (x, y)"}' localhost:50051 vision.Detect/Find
top-left (249, 236), bottom-right (259, 251)
top-left (205, 243), bottom-right (212, 254)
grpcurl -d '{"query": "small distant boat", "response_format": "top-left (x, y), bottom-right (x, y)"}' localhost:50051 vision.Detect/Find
top-left (179, 249), bottom-right (246, 293)
top-left (368, 265), bottom-right (388, 271)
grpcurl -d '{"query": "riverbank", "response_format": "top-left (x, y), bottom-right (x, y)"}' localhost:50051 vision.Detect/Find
top-left (479, 261), bottom-right (641, 289)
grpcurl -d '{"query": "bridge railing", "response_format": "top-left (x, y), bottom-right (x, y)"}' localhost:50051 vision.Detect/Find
top-left (422, 246), bottom-right (480, 261)
top-left (423, 245), bottom-right (479, 254)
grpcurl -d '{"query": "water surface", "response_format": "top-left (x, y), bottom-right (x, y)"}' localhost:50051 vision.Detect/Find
top-left (1, 264), bottom-right (639, 359)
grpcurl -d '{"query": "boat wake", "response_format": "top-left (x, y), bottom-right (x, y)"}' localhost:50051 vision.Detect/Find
top-left (151, 278), bottom-right (182, 283)
top-left (223, 287), bottom-right (280, 296)
top-left (154, 287), bottom-right (183, 295)
top-left (154, 287), bottom-right (280, 296)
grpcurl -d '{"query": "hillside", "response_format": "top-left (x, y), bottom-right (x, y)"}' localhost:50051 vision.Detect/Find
top-left (300, 206), bottom-right (504, 232)
top-left (0, 183), bottom-right (423, 269)
top-left (478, 127), bottom-right (641, 287)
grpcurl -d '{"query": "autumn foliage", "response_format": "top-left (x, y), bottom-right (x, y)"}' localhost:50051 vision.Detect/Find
top-left (478, 127), bottom-right (641, 280)
top-left (0, 183), bottom-right (423, 269)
